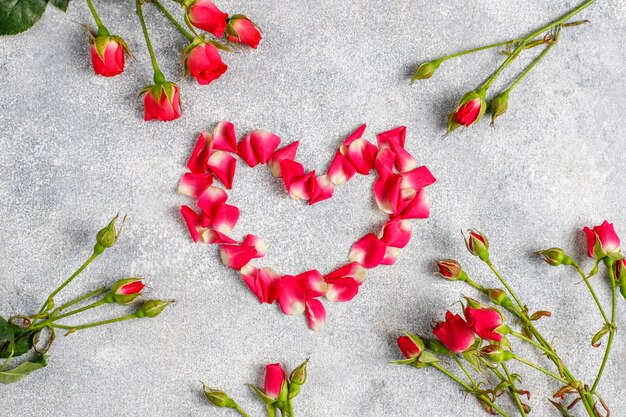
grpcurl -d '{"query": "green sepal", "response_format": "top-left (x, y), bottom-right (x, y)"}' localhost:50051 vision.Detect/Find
top-left (208, 39), bottom-right (233, 52)
top-left (77, 22), bottom-right (96, 42)
top-left (0, 353), bottom-right (46, 384)
top-left (591, 323), bottom-right (611, 347)
top-left (389, 358), bottom-right (417, 365)
top-left (94, 35), bottom-right (110, 61)
top-left (110, 35), bottom-right (133, 59)
top-left (416, 351), bottom-right (439, 364)
top-left (248, 384), bottom-right (276, 405)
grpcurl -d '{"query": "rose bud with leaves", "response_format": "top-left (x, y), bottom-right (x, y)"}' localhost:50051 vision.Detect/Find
top-left (94, 214), bottom-right (126, 254)
top-left (397, 332), bottom-right (424, 359)
top-left (436, 259), bottom-right (465, 281)
top-left (202, 384), bottom-right (237, 408)
top-left (141, 82), bottom-right (182, 122)
top-left (432, 311), bottom-right (476, 353)
top-left (410, 60), bottom-right (441, 83)
top-left (183, 0), bottom-right (228, 37)
top-left (90, 34), bottom-right (130, 77)
top-left (135, 299), bottom-right (173, 318)
top-left (464, 229), bottom-right (490, 261)
top-left (537, 247), bottom-right (572, 266)
top-left (226, 15), bottom-right (262, 49)
top-left (288, 359), bottom-right (308, 399)
top-left (448, 90), bottom-right (487, 133)
top-left (105, 278), bottom-right (145, 304)
top-left (583, 220), bottom-right (622, 261)
top-left (183, 38), bottom-right (228, 85)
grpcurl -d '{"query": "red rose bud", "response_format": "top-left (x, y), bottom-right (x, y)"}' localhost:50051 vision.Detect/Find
top-left (464, 306), bottom-right (504, 342)
top-left (537, 248), bottom-right (572, 266)
top-left (142, 82), bottom-right (182, 122)
top-left (435, 259), bottom-right (465, 281)
top-left (479, 345), bottom-right (512, 363)
top-left (410, 60), bottom-right (441, 83)
top-left (183, 39), bottom-right (228, 86)
top-left (264, 363), bottom-right (287, 401)
top-left (226, 15), bottom-right (262, 49)
top-left (432, 311), bottom-right (476, 353)
top-left (583, 220), bottom-right (622, 260)
top-left (490, 91), bottom-right (509, 126)
top-left (464, 229), bottom-right (489, 261)
top-left (397, 333), bottom-right (424, 359)
top-left (184, 0), bottom-right (228, 37)
top-left (108, 278), bottom-right (145, 304)
top-left (202, 384), bottom-right (236, 408)
top-left (90, 35), bottom-right (129, 77)
top-left (614, 259), bottom-right (626, 301)
top-left (95, 214), bottom-right (126, 254)
top-left (447, 90), bottom-right (487, 133)
top-left (135, 299), bottom-right (173, 318)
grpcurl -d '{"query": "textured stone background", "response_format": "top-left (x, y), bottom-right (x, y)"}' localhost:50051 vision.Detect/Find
top-left (1, 0), bottom-right (625, 416)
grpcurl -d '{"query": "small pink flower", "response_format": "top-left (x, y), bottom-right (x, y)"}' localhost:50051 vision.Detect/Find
top-left (264, 363), bottom-right (286, 399)
top-left (583, 220), bottom-right (621, 259)
top-left (464, 306), bottom-right (503, 342)
top-left (143, 82), bottom-right (182, 122)
top-left (226, 15), bottom-right (262, 49)
top-left (90, 36), bottom-right (126, 77)
top-left (432, 311), bottom-right (475, 353)
top-left (186, 0), bottom-right (228, 37)
top-left (397, 335), bottom-right (422, 359)
top-left (185, 41), bottom-right (228, 85)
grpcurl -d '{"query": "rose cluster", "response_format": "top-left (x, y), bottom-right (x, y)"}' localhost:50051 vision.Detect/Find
top-left (394, 222), bottom-right (624, 417)
top-left (178, 122), bottom-right (435, 330)
top-left (83, 0), bottom-right (262, 122)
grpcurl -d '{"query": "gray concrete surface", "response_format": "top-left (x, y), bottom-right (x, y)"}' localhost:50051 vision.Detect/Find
top-left (1, 0), bottom-right (625, 416)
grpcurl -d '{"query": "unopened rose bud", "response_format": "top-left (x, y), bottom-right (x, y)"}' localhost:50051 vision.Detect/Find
top-left (487, 288), bottom-right (514, 309)
top-left (490, 91), bottom-right (509, 126)
top-left (90, 35), bottom-right (129, 77)
top-left (436, 259), bottom-right (466, 281)
top-left (582, 221), bottom-right (622, 261)
top-left (288, 359), bottom-right (308, 399)
top-left (183, 38), bottom-right (228, 86)
top-left (479, 345), bottom-right (509, 363)
top-left (448, 90), bottom-right (487, 133)
top-left (202, 384), bottom-right (236, 408)
top-left (183, 0), bottom-right (228, 37)
top-left (140, 82), bottom-right (182, 122)
top-left (397, 332), bottom-right (424, 359)
top-left (106, 278), bottom-right (145, 304)
top-left (464, 229), bottom-right (490, 261)
top-left (135, 299), bottom-right (173, 318)
top-left (226, 15), bottom-right (262, 49)
top-left (614, 259), bottom-right (626, 301)
top-left (410, 60), bottom-right (441, 83)
top-left (537, 248), bottom-right (572, 266)
top-left (94, 214), bottom-right (126, 254)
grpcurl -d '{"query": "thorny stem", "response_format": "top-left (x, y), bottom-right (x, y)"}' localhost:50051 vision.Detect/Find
top-left (572, 262), bottom-right (610, 324)
top-left (152, 0), bottom-right (194, 41)
top-left (503, 33), bottom-right (558, 94)
top-left (512, 355), bottom-right (569, 384)
top-left (501, 363), bottom-right (527, 417)
top-left (485, 259), bottom-right (524, 310)
top-left (453, 355), bottom-right (478, 390)
top-left (591, 263), bottom-right (617, 393)
top-left (136, 0), bottom-right (166, 83)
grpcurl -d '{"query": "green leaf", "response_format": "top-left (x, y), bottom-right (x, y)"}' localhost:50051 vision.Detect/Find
top-left (0, 317), bottom-right (12, 342)
top-left (0, 325), bottom-right (33, 358)
top-left (0, 354), bottom-right (46, 384)
top-left (49, 0), bottom-right (70, 12)
top-left (0, 0), bottom-right (48, 36)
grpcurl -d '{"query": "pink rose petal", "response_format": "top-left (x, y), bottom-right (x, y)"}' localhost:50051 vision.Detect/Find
top-left (341, 123), bottom-right (367, 147)
top-left (220, 244), bottom-right (257, 270)
top-left (299, 269), bottom-right (328, 298)
top-left (401, 166), bottom-right (436, 190)
top-left (200, 228), bottom-right (237, 244)
top-left (389, 142), bottom-right (418, 173)
top-left (280, 159), bottom-right (305, 191)
top-left (374, 148), bottom-right (396, 181)
top-left (212, 204), bottom-right (240, 235)
top-left (197, 186), bottom-right (228, 219)
top-left (207, 150), bottom-right (236, 189)
top-left (379, 219), bottom-right (412, 248)
top-left (187, 132), bottom-right (213, 173)
top-left (305, 298), bottom-right (326, 331)
top-left (268, 141), bottom-right (299, 177)
top-left (399, 188), bottom-right (430, 220)
top-left (180, 205), bottom-right (205, 242)
top-left (177, 172), bottom-right (214, 198)
top-left (278, 274), bottom-right (307, 315)
top-left (237, 134), bottom-right (260, 167)
top-left (324, 262), bottom-right (366, 283)
top-left (212, 121), bottom-right (238, 153)
top-left (373, 174), bottom-right (402, 214)
top-left (288, 171), bottom-right (316, 201)
top-left (309, 174), bottom-right (335, 205)
top-left (348, 233), bottom-right (387, 268)
top-left (325, 276), bottom-right (360, 302)
top-left (377, 126), bottom-right (406, 148)
top-left (343, 138), bottom-right (378, 175)
top-left (250, 130), bottom-right (281, 164)
top-left (242, 266), bottom-right (280, 304)
top-left (327, 150), bottom-right (357, 185)
top-left (242, 234), bottom-right (268, 258)
top-left (381, 246), bottom-right (400, 265)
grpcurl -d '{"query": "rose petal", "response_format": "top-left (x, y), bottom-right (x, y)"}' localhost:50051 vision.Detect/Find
top-left (242, 266), bottom-right (280, 304)
top-left (299, 269), bottom-right (328, 298)
top-left (200, 228), bottom-right (237, 244)
top-left (348, 234), bottom-right (387, 268)
top-left (377, 126), bottom-right (406, 148)
top-left (342, 123), bottom-right (367, 147)
top-left (327, 150), bottom-right (357, 185)
top-left (399, 188), bottom-right (430, 220)
top-left (379, 219), bottom-right (412, 248)
top-left (389, 141), bottom-right (418, 173)
top-left (305, 298), bottom-right (326, 331)
top-left (220, 244), bottom-right (257, 270)
top-left (212, 121), bottom-right (238, 153)
top-left (373, 174), bottom-right (402, 214)
top-left (250, 129), bottom-right (281, 164)
top-left (177, 172), bottom-right (214, 198)
top-left (237, 134), bottom-right (259, 167)
top-left (309, 174), bottom-right (335, 205)
top-left (280, 159), bottom-right (305, 191)
top-left (180, 205), bottom-right (205, 242)
top-left (324, 262), bottom-right (366, 283)
top-left (187, 132), bottom-right (213, 173)
top-left (242, 234), bottom-right (268, 258)
top-left (212, 204), bottom-right (240, 235)
top-left (401, 166), bottom-right (436, 190)
top-left (197, 186), bottom-right (228, 219)
top-left (374, 148), bottom-right (396, 181)
top-left (207, 150), bottom-right (236, 189)
top-left (342, 138), bottom-right (378, 175)
top-left (278, 274), bottom-right (306, 315)
top-left (381, 246), bottom-right (400, 265)
top-left (268, 141), bottom-right (299, 177)
top-left (288, 171), bottom-right (316, 201)
top-left (325, 277), bottom-right (360, 302)
top-left (395, 189), bottom-right (417, 215)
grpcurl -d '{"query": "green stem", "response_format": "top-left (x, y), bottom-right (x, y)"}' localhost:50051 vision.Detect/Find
top-left (39, 252), bottom-right (100, 315)
top-left (86, 0), bottom-right (109, 35)
top-left (233, 404), bottom-right (250, 417)
top-left (0, 344), bottom-right (15, 371)
top-left (591, 264), bottom-right (617, 393)
top-left (430, 362), bottom-right (510, 417)
top-left (486, 260), bottom-right (524, 310)
top-left (464, 276), bottom-right (484, 292)
top-left (50, 299), bottom-right (106, 322)
top-left (503, 40), bottom-right (556, 94)
top-left (453, 356), bottom-right (478, 389)
top-left (509, 330), bottom-right (558, 359)
top-left (480, 0), bottom-right (596, 90)
top-left (152, 0), bottom-right (194, 41)
top-left (50, 314), bottom-right (136, 331)
top-left (136, 0), bottom-right (166, 84)
top-left (512, 355), bottom-right (569, 384)
top-left (53, 287), bottom-right (108, 314)
top-left (438, 39), bottom-right (522, 62)
top-left (502, 363), bottom-right (527, 417)
top-left (572, 262), bottom-right (610, 324)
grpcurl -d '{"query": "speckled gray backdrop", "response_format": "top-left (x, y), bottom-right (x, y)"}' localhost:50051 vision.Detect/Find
top-left (1, 0), bottom-right (625, 416)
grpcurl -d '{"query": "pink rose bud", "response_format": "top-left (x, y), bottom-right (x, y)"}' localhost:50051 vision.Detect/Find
top-left (464, 306), bottom-right (504, 342)
top-left (397, 332), bottom-right (424, 359)
top-left (264, 363), bottom-right (287, 400)
top-left (141, 82), bottom-right (182, 122)
top-left (447, 90), bottom-right (487, 133)
top-left (614, 259), bottom-right (626, 301)
top-left (184, 39), bottom-right (228, 85)
top-left (432, 311), bottom-right (476, 353)
top-left (108, 278), bottom-right (145, 304)
top-left (90, 35), bottom-right (129, 77)
top-left (464, 229), bottom-right (489, 261)
top-left (435, 259), bottom-right (465, 281)
top-left (184, 0), bottom-right (228, 37)
top-left (537, 248), bottom-right (572, 266)
top-left (226, 15), bottom-right (262, 49)
top-left (583, 220), bottom-right (622, 260)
